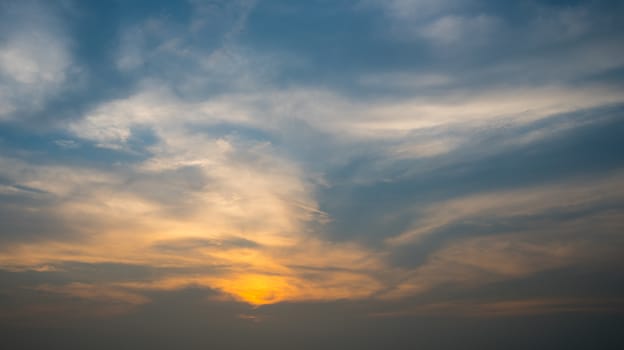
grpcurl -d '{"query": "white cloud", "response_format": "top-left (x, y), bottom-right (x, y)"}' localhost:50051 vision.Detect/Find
top-left (70, 77), bottom-right (623, 165)
top-left (419, 14), bottom-right (501, 46)
top-left (0, 2), bottom-right (76, 120)
top-left (359, 72), bottom-right (452, 89)
top-left (367, 0), bottom-right (469, 21)
top-left (0, 33), bottom-right (67, 85)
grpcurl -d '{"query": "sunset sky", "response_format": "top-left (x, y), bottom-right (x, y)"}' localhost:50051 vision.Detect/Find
top-left (1, 0), bottom-right (623, 349)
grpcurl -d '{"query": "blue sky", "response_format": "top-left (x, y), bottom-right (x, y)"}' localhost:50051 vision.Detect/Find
top-left (1, 0), bottom-right (624, 348)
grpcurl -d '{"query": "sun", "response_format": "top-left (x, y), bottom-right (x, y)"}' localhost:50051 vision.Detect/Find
top-left (216, 274), bottom-right (295, 306)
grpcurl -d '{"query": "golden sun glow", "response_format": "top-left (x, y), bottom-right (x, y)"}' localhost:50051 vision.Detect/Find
top-left (214, 274), bottom-right (295, 305)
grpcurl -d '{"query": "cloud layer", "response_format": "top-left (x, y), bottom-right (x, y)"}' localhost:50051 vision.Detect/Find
top-left (1, 1), bottom-right (623, 348)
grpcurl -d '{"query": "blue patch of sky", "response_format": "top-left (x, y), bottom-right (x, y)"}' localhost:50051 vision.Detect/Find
top-left (0, 122), bottom-right (153, 168)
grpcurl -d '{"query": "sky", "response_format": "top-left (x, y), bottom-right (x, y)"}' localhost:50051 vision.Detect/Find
top-left (0, 0), bottom-right (623, 348)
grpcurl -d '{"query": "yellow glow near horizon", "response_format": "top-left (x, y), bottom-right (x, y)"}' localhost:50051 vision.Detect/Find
top-left (213, 274), bottom-right (295, 305)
